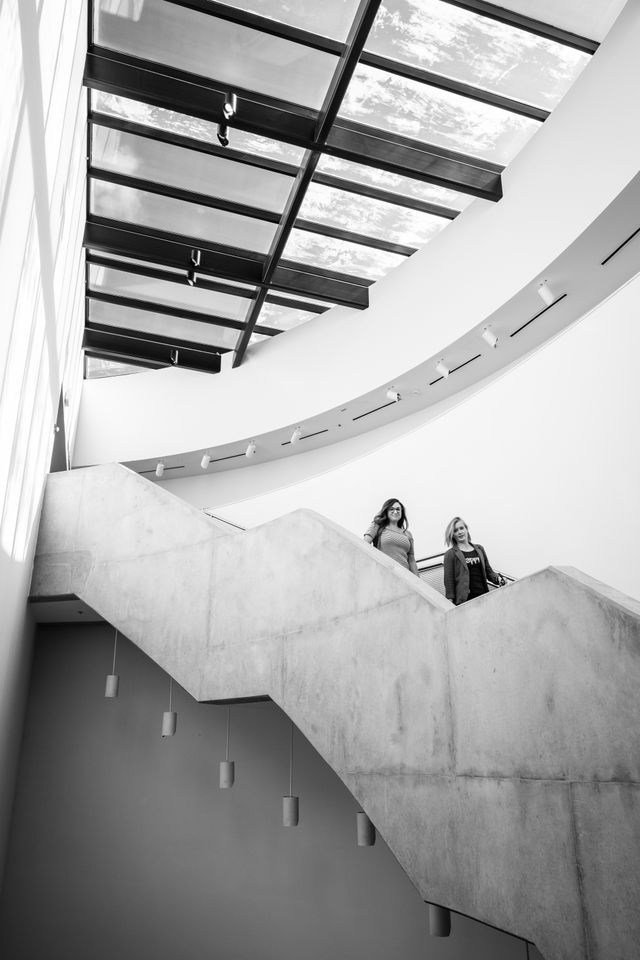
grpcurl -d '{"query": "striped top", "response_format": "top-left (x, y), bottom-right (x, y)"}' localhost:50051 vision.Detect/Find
top-left (365, 523), bottom-right (416, 571)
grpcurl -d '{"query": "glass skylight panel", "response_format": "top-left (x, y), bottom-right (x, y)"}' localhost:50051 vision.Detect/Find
top-left (258, 301), bottom-right (317, 331)
top-left (284, 230), bottom-right (406, 281)
top-left (299, 183), bottom-right (448, 247)
top-left (90, 180), bottom-right (277, 254)
top-left (366, 0), bottom-right (590, 110)
top-left (315, 155), bottom-right (475, 210)
top-left (213, 0), bottom-right (362, 41)
top-left (340, 64), bottom-right (540, 165)
top-left (91, 92), bottom-right (305, 166)
top-left (92, 125), bottom-right (294, 213)
top-left (94, 0), bottom-right (338, 110)
top-left (87, 249), bottom-right (256, 290)
top-left (89, 264), bottom-right (253, 321)
top-left (85, 356), bottom-right (146, 379)
top-left (89, 299), bottom-right (240, 349)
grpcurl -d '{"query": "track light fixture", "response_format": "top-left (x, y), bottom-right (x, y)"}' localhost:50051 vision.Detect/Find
top-left (222, 92), bottom-right (237, 121)
top-left (435, 360), bottom-right (450, 379)
top-left (155, 461), bottom-right (165, 478)
top-left (386, 387), bottom-right (400, 402)
top-left (104, 628), bottom-right (119, 698)
top-left (170, 348), bottom-right (179, 365)
top-left (217, 123), bottom-right (230, 147)
top-left (427, 904), bottom-right (451, 938)
top-left (290, 426), bottom-right (302, 445)
top-left (537, 280), bottom-right (556, 306)
top-left (201, 453), bottom-right (211, 470)
top-left (161, 677), bottom-right (177, 737)
top-left (245, 441), bottom-right (257, 458)
top-left (481, 326), bottom-right (498, 348)
top-left (186, 248), bottom-right (201, 286)
top-left (356, 811), bottom-right (376, 847)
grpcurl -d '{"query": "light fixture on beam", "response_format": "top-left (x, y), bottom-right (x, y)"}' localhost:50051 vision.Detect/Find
top-left (537, 280), bottom-right (556, 306)
top-left (427, 904), bottom-right (451, 937)
top-left (155, 461), bottom-right (165, 478)
top-left (217, 123), bottom-right (230, 147)
top-left (222, 92), bottom-right (237, 121)
top-left (356, 811), bottom-right (376, 847)
top-left (481, 326), bottom-right (498, 348)
top-left (282, 721), bottom-right (299, 827)
top-left (201, 453), bottom-right (211, 470)
top-left (170, 348), bottom-right (179, 366)
top-left (161, 677), bottom-right (177, 737)
top-left (290, 426), bottom-right (302, 445)
top-left (435, 360), bottom-right (450, 379)
top-left (104, 628), bottom-right (119, 698)
top-left (245, 441), bottom-right (257, 458)
top-left (219, 705), bottom-right (235, 788)
top-left (386, 387), bottom-right (400, 402)
top-left (187, 249), bottom-right (201, 286)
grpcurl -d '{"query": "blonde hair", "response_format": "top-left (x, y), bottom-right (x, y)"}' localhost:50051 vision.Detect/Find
top-left (445, 516), bottom-right (469, 547)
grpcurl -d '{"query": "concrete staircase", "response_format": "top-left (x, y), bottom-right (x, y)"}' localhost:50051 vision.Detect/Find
top-left (31, 463), bottom-right (640, 960)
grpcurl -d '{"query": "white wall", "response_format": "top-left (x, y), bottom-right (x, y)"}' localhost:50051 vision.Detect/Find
top-left (73, 0), bottom-right (640, 465)
top-left (164, 271), bottom-right (640, 601)
top-left (0, 0), bottom-right (86, 889)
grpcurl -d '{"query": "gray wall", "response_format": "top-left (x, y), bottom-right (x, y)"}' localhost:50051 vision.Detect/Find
top-left (0, 624), bottom-right (541, 960)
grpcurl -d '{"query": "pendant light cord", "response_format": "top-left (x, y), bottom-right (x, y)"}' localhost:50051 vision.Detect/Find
top-left (225, 705), bottom-right (230, 762)
top-left (111, 629), bottom-right (118, 674)
top-left (289, 721), bottom-right (294, 796)
top-left (169, 677), bottom-right (173, 712)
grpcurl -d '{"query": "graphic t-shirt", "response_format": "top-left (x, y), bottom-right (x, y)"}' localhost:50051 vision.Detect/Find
top-left (464, 548), bottom-right (488, 599)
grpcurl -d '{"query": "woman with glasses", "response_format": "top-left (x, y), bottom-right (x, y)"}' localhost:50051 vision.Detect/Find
top-left (443, 516), bottom-right (506, 605)
top-left (364, 498), bottom-right (420, 577)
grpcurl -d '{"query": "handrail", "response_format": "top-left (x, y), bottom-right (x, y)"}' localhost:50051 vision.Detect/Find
top-left (202, 510), bottom-right (246, 531)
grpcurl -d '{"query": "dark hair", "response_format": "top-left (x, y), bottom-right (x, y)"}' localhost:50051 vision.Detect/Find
top-left (373, 498), bottom-right (408, 532)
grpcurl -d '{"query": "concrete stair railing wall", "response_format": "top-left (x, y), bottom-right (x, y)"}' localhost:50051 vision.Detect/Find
top-left (30, 463), bottom-right (640, 960)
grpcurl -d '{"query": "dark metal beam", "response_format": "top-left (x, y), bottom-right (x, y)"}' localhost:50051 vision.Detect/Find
top-left (162, 0), bottom-right (344, 56)
top-left (326, 120), bottom-right (503, 201)
top-left (84, 219), bottom-right (370, 308)
top-left (86, 319), bottom-right (233, 355)
top-left (89, 112), bottom-right (299, 179)
top-left (85, 48), bottom-right (318, 146)
top-left (359, 51), bottom-right (549, 122)
top-left (85, 252), bottom-right (257, 301)
top-left (87, 289), bottom-right (279, 337)
top-left (438, 0), bottom-right (598, 53)
top-left (313, 172), bottom-right (460, 219)
top-left (232, 0), bottom-right (384, 366)
top-left (90, 167), bottom-right (281, 224)
top-left (293, 219), bottom-right (415, 257)
top-left (83, 328), bottom-right (223, 373)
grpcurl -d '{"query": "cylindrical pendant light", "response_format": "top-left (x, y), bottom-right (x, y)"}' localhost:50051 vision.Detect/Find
top-left (428, 904), bottom-right (451, 937)
top-left (356, 811), bottom-right (376, 846)
top-left (161, 677), bottom-right (177, 737)
top-left (104, 628), bottom-right (119, 698)
top-left (219, 705), bottom-right (235, 788)
top-left (282, 720), bottom-right (299, 827)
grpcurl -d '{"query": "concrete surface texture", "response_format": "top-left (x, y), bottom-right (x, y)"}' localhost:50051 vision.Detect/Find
top-left (31, 464), bottom-right (640, 960)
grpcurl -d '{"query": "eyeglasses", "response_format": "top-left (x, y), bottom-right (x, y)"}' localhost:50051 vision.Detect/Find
top-left (388, 507), bottom-right (402, 513)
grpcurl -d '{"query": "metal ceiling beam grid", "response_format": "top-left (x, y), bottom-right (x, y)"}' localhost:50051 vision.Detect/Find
top-left (84, 50), bottom-right (504, 201)
top-left (232, 0), bottom-right (386, 367)
top-left (84, 219), bottom-right (371, 308)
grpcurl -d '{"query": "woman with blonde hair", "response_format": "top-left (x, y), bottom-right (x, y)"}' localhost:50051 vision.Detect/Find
top-left (443, 516), bottom-right (505, 605)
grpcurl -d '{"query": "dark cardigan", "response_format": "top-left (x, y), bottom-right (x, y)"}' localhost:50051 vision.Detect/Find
top-left (443, 543), bottom-right (500, 605)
